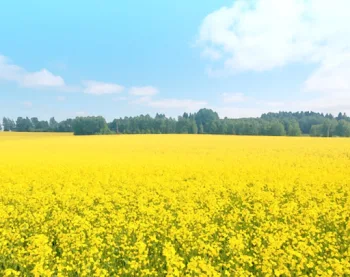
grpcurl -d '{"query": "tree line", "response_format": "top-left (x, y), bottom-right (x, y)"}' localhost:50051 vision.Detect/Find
top-left (1, 109), bottom-right (350, 137)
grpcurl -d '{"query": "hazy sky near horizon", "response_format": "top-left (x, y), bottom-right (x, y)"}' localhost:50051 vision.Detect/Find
top-left (1, 0), bottom-right (349, 121)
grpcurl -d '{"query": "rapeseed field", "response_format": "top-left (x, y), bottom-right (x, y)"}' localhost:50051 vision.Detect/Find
top-left (0, 133), bottom-right (349, 276)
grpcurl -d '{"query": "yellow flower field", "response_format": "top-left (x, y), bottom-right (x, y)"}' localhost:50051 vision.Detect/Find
top-left (0, 133), bottom-right (349, 276)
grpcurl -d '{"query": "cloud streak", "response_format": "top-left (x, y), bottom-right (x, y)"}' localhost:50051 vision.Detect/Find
top-left (83, 80), bottom-right (124, 95)
top-left (21, 101), bottom-right (33, 108)
top-left (0, 55), bottom-right (65, 88)
top-left (146, 98), bottom-right (207, 110)
top-left (129, 86), bottom-right (159, 96)
top-left (222, 92), bottom-right (247, 103)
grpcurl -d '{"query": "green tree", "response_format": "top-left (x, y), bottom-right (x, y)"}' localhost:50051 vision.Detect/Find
top-left (72, 116), bottom-right (111, 135)
top-left (268, 121), bottom-right (286, 136)
top-left (198, 124), bottom-right (204, 134)
top-left (189, 120), bottom-right (198, 134)
top-left (322, 119), bottom-right (337, 137)
top-left (31, 117), bottom-right (40, 130)
top-left (310, 124), bottom-right (323, 137)
top-left (37, 120), bottom-right (49, 131)
top-left (209, 121), bottom-right (218, 134)
top-left (287, 120), bottom-right (302, 136)
top-left (49, 117), bottom-right (58, 131)
top-left (217, 121), bottom-right (228, 134)
top-left (226, 121), bottom-right (235, 135)
top-left (57, 119), bottom-right (74, 132)
top-left (335, 120), bottom-right (350, 137)
top-left (2, 117), bottom-right (16, 131)
top-left (16, 117), bottom-right (33, 132)
top-left (195, 109), bottom-right (219, 133)
top-left (176, 116), bottom-right (189, 134)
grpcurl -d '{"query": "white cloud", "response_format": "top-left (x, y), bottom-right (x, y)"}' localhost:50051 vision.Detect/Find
top-left (265, 101), bottom-right (285, 107)
top-left (83, 80), bottom-right (124, 95)
top-left (75, 111), bottom-right (86, 116)
top-left (216, 107), bottom-right (271, 118)
top-left (0, 55), bottom-right (65, 88)
top-left (215, 96), bottom-right (287, 118)
top-left (131, 96), bottom-right (152, 104)
top-left (296, 93), bottom-right (350, 114)
top-left (220, 95), bottom-right (350, 118)
top-left (147, 98), bottom-right (207, 110)
top-left (113, 96), bottom-right (128, 101)
top-left (131, 93), bottom-right (207, 113)
top-left (198, 0), bottom-right (350, 72)
top-left (21, 101), bottom-right (33, 108)
top-left (21, 69), bottom-right (65, 88)
top-left (216, 98), bottom-right (350, 118)
top-left (201, 47), bottom-right (222, 61)
top-left (0, 55), bottom-right (23, 82)
top-left (129, 86), bottom-right (159, 96)
top-left (222, 92), bottom-right (247, 103)
top-left (303, 53), bottom-right (350, 93)
top-left (198, 0), bottom-right (350, 114)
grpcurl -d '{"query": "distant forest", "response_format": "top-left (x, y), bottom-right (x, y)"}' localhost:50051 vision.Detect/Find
top-left (2, 109), bottom-right (350, 137)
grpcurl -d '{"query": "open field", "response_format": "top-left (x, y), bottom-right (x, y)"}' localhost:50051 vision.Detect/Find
top-left (0, 133), bottom-right (349, 276)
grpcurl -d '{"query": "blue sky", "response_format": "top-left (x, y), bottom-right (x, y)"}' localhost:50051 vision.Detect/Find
top-left (1, 0), bottom-right (349, 121)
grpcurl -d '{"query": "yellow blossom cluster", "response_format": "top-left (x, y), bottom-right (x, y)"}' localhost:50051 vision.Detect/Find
top-left (0, 132), bottom-right (349, 276)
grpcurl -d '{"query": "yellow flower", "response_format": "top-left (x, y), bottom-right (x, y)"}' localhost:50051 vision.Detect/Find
top-left (0, 133), bottom-right (349, 276)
